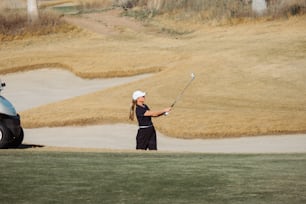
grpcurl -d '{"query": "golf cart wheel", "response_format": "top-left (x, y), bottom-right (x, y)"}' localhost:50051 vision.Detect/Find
top-left (0, 124), bottom-right (12, 148)
top-left (9, 127), bottom-right (24, 148)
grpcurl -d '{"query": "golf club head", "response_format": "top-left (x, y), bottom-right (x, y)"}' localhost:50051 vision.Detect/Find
top-left (191, 73), bottom-right (195, 80)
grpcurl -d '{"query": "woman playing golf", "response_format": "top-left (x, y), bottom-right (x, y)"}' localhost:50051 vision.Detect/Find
top-left (129, 90), bottom-right (171, 150)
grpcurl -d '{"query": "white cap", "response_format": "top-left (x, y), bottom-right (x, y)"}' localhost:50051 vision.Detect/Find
top-left (132, 90), bottom-right (146, 100)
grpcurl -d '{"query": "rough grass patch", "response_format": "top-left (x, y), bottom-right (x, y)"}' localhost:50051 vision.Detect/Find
top-left (0, 10), bottom-right (76, 41)
top-left (121, 0), bottom-right (306, 23)
top-left (269, 0), bottom-right (306, 18)
top-left (75, 0), bottom-right (114, 12)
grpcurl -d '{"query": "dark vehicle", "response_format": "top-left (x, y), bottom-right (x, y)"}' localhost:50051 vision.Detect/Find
top-left (0, 80), bottom-right (24, 148)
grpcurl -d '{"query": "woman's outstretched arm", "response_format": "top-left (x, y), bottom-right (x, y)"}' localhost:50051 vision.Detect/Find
top-left (144, 107), bottom-right (171, 117)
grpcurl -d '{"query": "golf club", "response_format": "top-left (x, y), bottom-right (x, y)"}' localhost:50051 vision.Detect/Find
top-left (165, 73), bottom-right (195, 116)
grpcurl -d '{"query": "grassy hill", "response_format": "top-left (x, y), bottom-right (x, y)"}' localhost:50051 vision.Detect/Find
top-left (1, 0), bottom-right (306, 138)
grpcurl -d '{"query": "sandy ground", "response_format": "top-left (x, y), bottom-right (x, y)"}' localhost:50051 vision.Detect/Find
top-left (24, 125), bottom-right (306, 153)
top-left (2, 69), bottom-right (306, 153)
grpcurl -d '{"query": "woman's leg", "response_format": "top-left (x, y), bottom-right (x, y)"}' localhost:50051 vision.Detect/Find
top-left (148, 127), bottom-right (157, 150)
top-left (136, 128), bottom-right (150, 150)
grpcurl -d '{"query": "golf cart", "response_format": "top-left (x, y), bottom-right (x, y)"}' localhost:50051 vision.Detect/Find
top-left (0, 80), bottom-right (24, 148)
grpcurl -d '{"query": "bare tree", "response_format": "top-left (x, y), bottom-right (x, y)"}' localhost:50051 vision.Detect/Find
top-left (27, 0), bottom-right (39, 23)
top-left (118, 0), bottom-right (134, 10)
top-left (252, 0), bottom-right (267, 14)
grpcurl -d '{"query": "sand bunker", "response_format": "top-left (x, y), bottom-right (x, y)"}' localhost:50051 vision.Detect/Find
top-left (24, 125), bottom-right (306, 153)
top-left (3, 68), bottom-right (150, 111)
top-left (2, 69), bottom-right (306, 153)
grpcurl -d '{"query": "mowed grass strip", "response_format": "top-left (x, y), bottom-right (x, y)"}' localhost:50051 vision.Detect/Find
top-left (0, 151), bottom-right (305, 204)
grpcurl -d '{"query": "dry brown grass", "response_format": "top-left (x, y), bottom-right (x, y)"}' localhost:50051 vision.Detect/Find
top-left (0, 0), bottom-right (26, 10)
top-left (1, 3), bottom-right (306, 138)
top-left (122, 0), bottom-right (306, 24)
top-left (269, 0), bottom-right (306, 18)
top-left (0, 10), bottom-right (77, 41)
top-left (39, 0), bottom-right (73, 9)
top-left (75, 0), bottom-right (114, 10)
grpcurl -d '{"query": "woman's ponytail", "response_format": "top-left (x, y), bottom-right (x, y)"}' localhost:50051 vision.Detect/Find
top-left (129, 100), bottom-right (137, 121)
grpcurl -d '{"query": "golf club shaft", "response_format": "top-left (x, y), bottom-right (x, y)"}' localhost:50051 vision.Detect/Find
top-left (171, 78), bottom-right (194, 108)
top-left (165, 73), bottom-right (195, 116)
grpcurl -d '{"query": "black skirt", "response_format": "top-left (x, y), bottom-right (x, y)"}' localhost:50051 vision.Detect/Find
top-left (136, 126), bottom-right (157, 150)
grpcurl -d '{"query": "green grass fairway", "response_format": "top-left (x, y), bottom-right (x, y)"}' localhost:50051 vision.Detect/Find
top-left (0, 151), bottom-right (306, 204)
